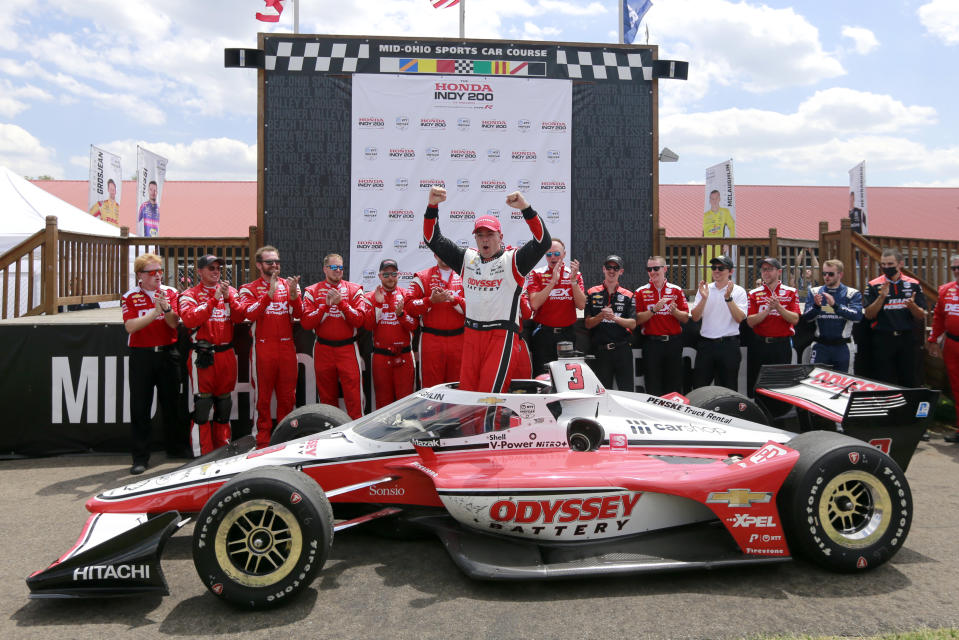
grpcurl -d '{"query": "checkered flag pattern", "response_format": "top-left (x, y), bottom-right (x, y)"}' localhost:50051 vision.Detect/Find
top-left (454, 60), bottom-right (472, 74)
top-left (555, 48), bottom-right (652, 81)
top-left (265, 41), bottom-right (370, 72)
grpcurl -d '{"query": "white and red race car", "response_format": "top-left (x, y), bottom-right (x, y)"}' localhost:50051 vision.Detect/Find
top-left (27, 359), bottom-right (936, 608)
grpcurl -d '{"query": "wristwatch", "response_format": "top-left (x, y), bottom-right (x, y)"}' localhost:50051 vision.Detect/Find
top-left (724, 297), bottom-right (733, 302)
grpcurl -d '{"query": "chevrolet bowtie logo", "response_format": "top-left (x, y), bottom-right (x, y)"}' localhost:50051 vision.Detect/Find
top-left (477, 396), bottom-right (505, 405)
top-left (706, 489), bottom-right (772, 507)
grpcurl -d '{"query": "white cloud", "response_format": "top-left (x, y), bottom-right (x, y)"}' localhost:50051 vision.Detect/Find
top-left (70, 137), bottom-right (257, 180)
top-left (516, 22), bottom-right (563, 40)
top-left (0, 80), bottom-right (52, 117)
top-left (538, 1), bottom-right (608, 17)
top-left (841, 26), bottom-right (879, 55)
top-left (0, 123), bottom-right (62, 177)
top-left (919, 0), bottom-right (959, 45)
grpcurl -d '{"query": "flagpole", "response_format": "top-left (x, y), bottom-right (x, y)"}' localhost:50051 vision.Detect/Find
top-left (459, 0), bottom-right (465, 38)
top-left (292, 0), bottom-right (299, 34)
top-left (618, 0), bottom-right (624, 44)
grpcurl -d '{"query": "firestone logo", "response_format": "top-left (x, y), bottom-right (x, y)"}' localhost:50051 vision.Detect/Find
top-left (456, 179), bottom-right (470, 192)
top-left (364, 146), bottom-right (378, 160)
top-left (388, 209), bottom-right (415, 220)
top-left (357, 117), bottom-right (385, 129)
top-left (357, 179), bottom-right (384, 190)
top-left (363, 208), bottom-right (378, 222)
top-left (449, 210), bottom-right (476, 220)
top-left (450, 148), bottom-right (477, 161)
top-left (457, 117), bottom-right (471, 131)
top-left (394, 116), bottom-right (409, 130)
top-left (540, 180), bottom-right (567, 192)
top-left (389, 148), bottom-right (415, 160)
top-left (512, 151), bottom-right (537, 162)
top-left (419, 178), bottom-right (446, 190)
top-left (482, 120), bottom-right (508, 130)
top-left (480, 180), bottom-right (507, 192)
top-left (356, 240), bottom-right (383, 251)
top-left (420, 118), bottom-right (447, 129)
top-left (394, 178), bottom-right (409, 191)
top-left (425, 147), bottom-right (440, 161)
top-left (541, 120), bottom-right (568, 132)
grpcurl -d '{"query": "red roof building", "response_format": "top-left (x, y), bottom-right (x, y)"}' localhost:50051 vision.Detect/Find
top-left (31, 180), bottom-right (959, 241)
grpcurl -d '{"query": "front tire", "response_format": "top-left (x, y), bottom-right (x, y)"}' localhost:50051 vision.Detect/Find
top-left (778, 431), bottom-right (912, 572)
top-left (192, 466), bottom-right (333, 608)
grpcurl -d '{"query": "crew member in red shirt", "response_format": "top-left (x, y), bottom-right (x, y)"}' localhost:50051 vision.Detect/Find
top-left (746, 257), bottom-right (800, 398)
top-left (179, 254), bottom-right (244, 455)
top-left (237, 246), bottom-right (302, 447)
top-left (526, 238), bottom-right (585, 375)
top-left (365, 259), bottom-right (418, 408)
top-left (301, 253), bottom-right (367, 419)
top-left (635, 255), bottom-right (689, 396)
top-left (928, 254), bottom-right (959, 442)
top-left (407, 253), bottom-right (465, 388)
top-left (121, 253), bottom-right (183, 475)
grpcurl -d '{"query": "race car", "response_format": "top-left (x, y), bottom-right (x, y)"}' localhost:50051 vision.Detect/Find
top-left (27, 358), bottom-right (936, 608)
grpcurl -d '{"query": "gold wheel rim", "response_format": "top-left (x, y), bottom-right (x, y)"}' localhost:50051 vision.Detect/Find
top-left (214, 499), bottom-right (303, 587)
top-left (818, 470), bottom-right (891, 548)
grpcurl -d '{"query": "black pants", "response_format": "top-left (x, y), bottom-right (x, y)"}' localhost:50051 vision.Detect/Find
top-left (693, 336), bottom-right (741, 391)
top-left (530, 324), bottom-right (575, 376)
top-left (129, 347), bottom-right (182, 465)
top-left (642, 337), bottom-right (683, 397)
top-left (746, 337), bottom-right (792, 398)
top-left (592, 343), bottom-right (635, 392)
top-left (872, 332), bottom-right (920, 387)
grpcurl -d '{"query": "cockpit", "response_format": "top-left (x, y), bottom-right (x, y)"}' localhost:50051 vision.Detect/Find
top-left (351, 395), bottom-right (523, 442)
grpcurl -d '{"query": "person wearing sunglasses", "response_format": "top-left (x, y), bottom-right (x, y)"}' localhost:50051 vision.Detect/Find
top-left (237, 245), bottom-right (302, 447)
top-left (179, 254), bottom-right (245, 456)
top-left (526, 238), bottom-right (586, 376)
top-left (121, 253), bottom-right (183, 475)
top-left (423, 186), bottom-right (551, 392)
top-left (800, 259), bottom-right (863, 374)
top-left (746, 257), bottom-right (801, 400)
top-left (301, 253), bottom-right (368, 420)
top-left (928, 254), bottom-right (959, 443)
top-left (863, 247), bottom-right (927, 387)
top-left (406, 253), bottom-right (466, 388)
top-left (690, 254), bottom-right (748, 390)
top-left (364, 259), bottom-right (418, 408)
top-left (584, 255), bottom-right (636, 391)
top-left (635, 256), bottom-right (689, 396)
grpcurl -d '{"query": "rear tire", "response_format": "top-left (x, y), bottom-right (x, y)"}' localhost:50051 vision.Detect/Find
top-left (778, 431), bottom-right (912, 572)
top-left (270, 403), bottom-right (352, 445)
top-left (684, 385), bottom-right (770, 425)
top-left (192, 466), bottom-right (333, 608)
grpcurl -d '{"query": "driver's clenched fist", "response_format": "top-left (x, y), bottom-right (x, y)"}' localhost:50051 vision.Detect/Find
top-left (429, 187), bottom-right (447, 206)
top-left (505, 191), bottom-right (528, 210)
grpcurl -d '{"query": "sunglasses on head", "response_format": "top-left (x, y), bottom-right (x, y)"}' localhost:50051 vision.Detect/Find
top-left (822, 271), bottom-right (836, 277)
top-left (260, 259), bottom-right (280, 265)
top-left (546, 251), bottom-right (562, 257)
top-left (326, 264), bottom-right (344, 271)
top-left (604, 264), bottom-right (621, 271)
top-left (646, 266), bottom-right (663, 272)
top-left (709, 265), bottom-right (728, 271)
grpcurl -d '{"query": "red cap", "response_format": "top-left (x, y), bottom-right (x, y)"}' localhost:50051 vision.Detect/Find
top-left (473, 215), bottom-right (502, 233)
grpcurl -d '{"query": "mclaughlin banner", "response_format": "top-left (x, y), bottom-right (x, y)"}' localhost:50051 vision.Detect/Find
top-left (349, 73), bottom-right (572, 289)
top-left (848, 161), bottom-right (868, 234)
top-left (703, 159), bottom-right (736, 271)
top-left (87, 145), bottom-right (123, 226)
top-left (136, 146), bottom-right (167, 237)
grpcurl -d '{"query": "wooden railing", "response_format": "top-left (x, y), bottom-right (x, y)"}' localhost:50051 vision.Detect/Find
top-left (0, 217), bottom-right (258, 320)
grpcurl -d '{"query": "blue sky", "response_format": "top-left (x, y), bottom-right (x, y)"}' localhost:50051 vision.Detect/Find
top-left (0, 0), bottom-right (955, 187)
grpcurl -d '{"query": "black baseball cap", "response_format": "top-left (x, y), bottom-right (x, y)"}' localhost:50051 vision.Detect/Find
top-left (759, 257), bottom-right (783, 270)
top-left (379, 259), bottom-right (399, 272)
top-left (709, 255), bottom-right (734, 269)
top-left (604, 254), bottom-right (624, 268)
top-left (198, 254), bottom-right (224, 269)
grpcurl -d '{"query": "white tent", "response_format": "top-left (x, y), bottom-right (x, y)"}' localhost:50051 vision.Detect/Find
top-left (0, 165), bottom-right (123, 254)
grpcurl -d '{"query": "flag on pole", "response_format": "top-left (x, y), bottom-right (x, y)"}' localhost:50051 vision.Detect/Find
top-left (624, 0), bottom-right (652, 44)
top-left (432, 0), bottom-right (460, 8)
top-left (256, 0), bottom-right (285, 22)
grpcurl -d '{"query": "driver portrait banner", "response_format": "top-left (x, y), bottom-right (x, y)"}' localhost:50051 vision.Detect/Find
top-left (848, 161), bottom-right (868, 235)
top-left (350, 73), bottom-right (572, 290)
top-left (87, 145), bottom-right (123, 227)
top-left (703, 159), bottom-right (736, 272)
top-left (136, 146), bottom-right (168, 238)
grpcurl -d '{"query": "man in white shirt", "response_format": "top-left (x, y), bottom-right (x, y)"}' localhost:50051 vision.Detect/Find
top-left (689, 255), bottom-right (747, 390)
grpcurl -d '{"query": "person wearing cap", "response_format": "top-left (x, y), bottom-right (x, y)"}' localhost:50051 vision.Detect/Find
top-left (406, 253), bottom-right (465, 388)
top-left (236, 246), bottom-right (302, 447)
top-left (635, 255), bottom-right (690, 396)
top-left (526, 238), bottom-right (586, 375)
top-left (121, 253), bottom-right (183, 475)
top-left (927, 254), bottom-right (959, 442)
top-left (179, 255), bottom-right (244, 455)
top-left (301, 253), bottom-right (368, 419)
top-left (801, 259), bottom-right (863, 374)
top-left (585, 255), bottom-right (637, 391)
top-left (423, 186), bottom-right (551, 392)
top-left (690, 254), bottom-right (748, 390)
top-left (746, 257), bottom-right (800, 398)
top-left (364, 259), bottom-right (418, 408)
top-left (863, 247), bottom-right (927, 387)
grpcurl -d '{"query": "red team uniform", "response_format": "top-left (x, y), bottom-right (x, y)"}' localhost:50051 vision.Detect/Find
top-left (179, 283), bottom-right (244, 455)
top-left (365, 287), bottom-right (418, 408)
top-left (930, 280), bottom-right (959, 428)
top-left (407, 266), bottom-right (465, 387)
top-left (237, 278), bottom-right (302, 447)
top-left (301, 280), bottom-right (367, 419)
top-left (526, 265), bottom-right (585, 374)
top-left (635, 280), bottom-right (689, 396)
top-left (747, 281), bottom-right (800, 396)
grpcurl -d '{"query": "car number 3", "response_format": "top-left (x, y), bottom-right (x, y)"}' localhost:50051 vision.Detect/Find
top-left (565, 363), bottom-right (585, 390)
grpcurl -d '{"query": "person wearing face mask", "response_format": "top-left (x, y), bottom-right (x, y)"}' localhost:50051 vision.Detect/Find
top-left (863, 248), bottom-right (927, 387)
top-left (801, 259), bottom-right (863, 374)
top-left (635, 255), bottom-right (689, 396)
top-left (526, 238), bottom-right (586, 375)
top-left (423, 186), bottom-right (551, 393)
top-left (928, 254), bottom-right (959, 442)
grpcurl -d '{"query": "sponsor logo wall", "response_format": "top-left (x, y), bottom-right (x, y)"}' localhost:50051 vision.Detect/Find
top-left (350, 74), bottom-right (571, 290)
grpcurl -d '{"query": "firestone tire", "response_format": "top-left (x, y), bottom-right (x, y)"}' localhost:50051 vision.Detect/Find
top-left (684, 385), bottom-right (770, 425)
top-left (192, 466), bottom-right (333, 608)
top-left (270, 403), bottom-right (352, 446)
top-left (778, 431), bottom-right (912, 572)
